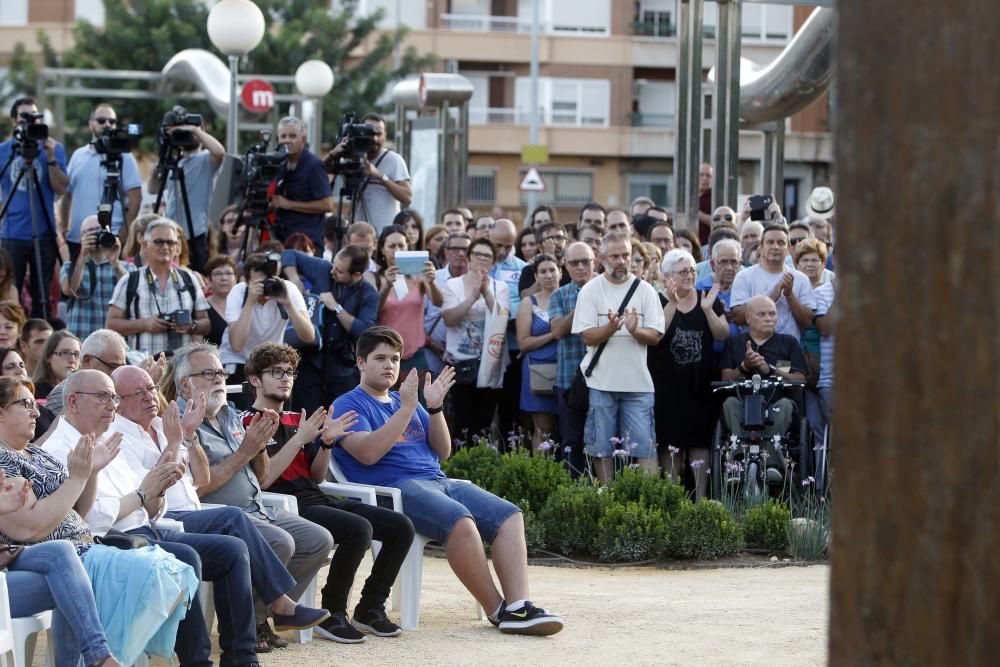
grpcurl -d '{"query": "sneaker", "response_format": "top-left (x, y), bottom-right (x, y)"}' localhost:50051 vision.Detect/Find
top-left (498, 601), bottom-right (564, 636)
top-left (256, 622), bottom-right (287, 650)
top-left (487, 601), bottom-right (506, 628)
top-left (271, 605), bottom-right (330, 632)
top-left (352, 605), bottom-right (403, 637)
top-left (315, 611), bottom-right (367, 644)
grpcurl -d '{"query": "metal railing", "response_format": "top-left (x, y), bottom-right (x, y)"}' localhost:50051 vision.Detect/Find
top-left (439, 13), bottom-right (608, 36)
top-left (469, 107), bottom-right (611, 128)
top-left (629, 112), bottom-right (675, 127)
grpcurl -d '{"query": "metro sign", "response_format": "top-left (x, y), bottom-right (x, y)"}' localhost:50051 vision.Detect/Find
top-left (241, 79), bottom-right (276, 113)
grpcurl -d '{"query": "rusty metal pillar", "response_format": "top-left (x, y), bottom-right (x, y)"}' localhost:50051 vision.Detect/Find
top-left (829, 1), bottom-right (1000, 664)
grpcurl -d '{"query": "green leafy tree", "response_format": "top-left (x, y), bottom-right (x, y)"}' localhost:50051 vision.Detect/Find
top-left (1, 0), bottom-right (433, 150)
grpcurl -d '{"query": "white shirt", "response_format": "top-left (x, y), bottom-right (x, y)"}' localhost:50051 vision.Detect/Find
top-left (111, 415), bottom-right (202, 512)
top-left (43, 416), bottom-right (159, 535)
top-left (572, 275), bottom-right (665, 393)
top-left (441, 275), bottom-right (511, 362)
top-left (729, 263), bottom-right (816, 340)
top-left (219, 279), bottom-right (308, 364)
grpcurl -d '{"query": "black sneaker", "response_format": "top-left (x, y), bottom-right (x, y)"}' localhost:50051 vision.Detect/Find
top-left (487, 601), bottom-right (506, 627)
top-left (498, 602), bottom-right (564, 636)
top-left (314, 611), bottom-right (366, 644)
top-left (352, 604), bottom-right (403, 637)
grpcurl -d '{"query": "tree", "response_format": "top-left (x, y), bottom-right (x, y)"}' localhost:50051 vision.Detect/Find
top-left (1, 0), bottom-right (434, 151)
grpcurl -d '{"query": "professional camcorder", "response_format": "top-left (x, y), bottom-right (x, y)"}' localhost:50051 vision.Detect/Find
top-left (11, 111), bottom-right (48, 160)
top-left (323, 112), bottom-right (376, 190)
top-left (158, 106), bottom-right (203, 151)
top-left (237, 132), bottom-right (288, 219)
top-left (93, 123), bottom-right (142, 156)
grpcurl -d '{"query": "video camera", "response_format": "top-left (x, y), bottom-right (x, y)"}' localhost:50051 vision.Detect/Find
top-left (93, 123), bottom-right (142, 156)
top-left (236, 131), bottom-right (288, 220)
top-left (11, 111), bottom-right (48, 160)
top-left (324, 112), bottom-right (376, 191)
top-left (158, 106), bottom-right (203, 152)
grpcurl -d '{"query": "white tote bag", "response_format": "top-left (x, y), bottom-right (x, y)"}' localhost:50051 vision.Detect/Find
top-left (476, 283), bottom-right (509, 389)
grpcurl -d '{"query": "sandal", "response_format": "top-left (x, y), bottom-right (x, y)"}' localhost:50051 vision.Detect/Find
top-left (256, 621), bottom-right (288, 650)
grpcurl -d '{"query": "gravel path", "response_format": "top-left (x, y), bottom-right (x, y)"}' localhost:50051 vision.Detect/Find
top-left (132, 553), bottom-right (829, 666)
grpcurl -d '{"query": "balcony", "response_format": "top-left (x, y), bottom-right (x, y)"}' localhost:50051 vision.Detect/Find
top-left (439, 13), bottom-right (608, 36)
top-left (629, 112), bottom-right (675, 128)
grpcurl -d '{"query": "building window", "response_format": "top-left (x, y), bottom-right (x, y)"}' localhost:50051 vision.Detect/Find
top-left (519, 169), bottom-right (593, 206)
top-left (333, 0), bottom-right (426, 28)
top-left (0, 0), bottom-right (28, 26)
top-left (466, 167), bottom-right (497, 205)
top-left (628, 173), bottom-right (672, 209)
top-left (702, 2), bottom-right (792, 42)
top-left (634, 0), bottom-right (676, 37)
top-left (515, 77), bottom-right (610, 128)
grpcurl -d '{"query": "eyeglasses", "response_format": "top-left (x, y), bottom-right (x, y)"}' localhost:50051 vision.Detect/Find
top-left (121, 385), bottom-right (157, 401)
top-left (798, 257), bottom-right (823, 264)
top-left (54, 350), bottom-right (81, 360)
top-left (151, 238), bottom-right (178, 247)
top-left (566, 258), bottom-right (592, 267)
top-left (263, 367), bottom-right (298, 380)
top-left (187, 368), bottom-right (231, 382)
top-left (2, 361), bottom-right (26, 373)
top-left (712, 213), bottom-right (735, 222)
top-left (476, 223), bottom-right (495, 231)
top-left (8, 398), bottom-right (38, 414)
top-left (544, 235), bottom-right (568, 243)
top-left (446, 246), bottom-right (470, 254)
top-left (211, 270), bottom-right (236, 278)
top-left (789, 237), bottom-right (809, 245)
top-left (93, 117), bottom-right (117, 126)
top-left (74, 391), bottom-right (122, 407)
top-left (90, 354), bottom-right (122, 371)
top-left (673, 268), bottom-right (697, 277)
top-left (470, 251), bottom-right (494, 260)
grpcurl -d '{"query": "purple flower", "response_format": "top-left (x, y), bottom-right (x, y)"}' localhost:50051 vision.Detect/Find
top-left (563, 445), bottom-right (572, 454)
top-left (667, 445), bottom-right (680, 455)
top-left (609, 436), bottom-right (623, 445)
top-left (628, 441), bottom-right (638, 451)
top-left (705, 468), bottom-right (710, 476)
top-left (801, 476), bottom-right (815, 487)
top-left (691, 459), bottom-right (705, 470)
top-left (813, 443), bottom-right (827, 452)
top-left (628, 463), bottom-right (640, 469)
top-left (538, 440), bottom-right (553, 452)
top-left (613, 449), bottom-right (628, 458)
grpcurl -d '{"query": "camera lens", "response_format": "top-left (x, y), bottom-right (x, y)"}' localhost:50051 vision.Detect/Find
top-left (97, 230), bottom-right (117, 248)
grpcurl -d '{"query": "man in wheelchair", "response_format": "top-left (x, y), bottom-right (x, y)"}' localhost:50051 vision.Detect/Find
top-left (718, 295), bottom-right (808, 473)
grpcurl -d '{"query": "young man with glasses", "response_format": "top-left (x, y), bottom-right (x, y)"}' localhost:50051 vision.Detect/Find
top-left (518, 222), bottom-right (571, 297)
top-left (243, 343), bottom-right (414, 643)
top-left (423, 232), bottom-right (472, 375)
top-left (59, 103), bottom-right (142, 261)
top-left (60, 214), bottom-right (134, 341)
top-left (106, 218), bottom-right (210, 357)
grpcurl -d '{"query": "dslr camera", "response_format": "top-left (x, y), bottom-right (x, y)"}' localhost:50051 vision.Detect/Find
top-left (748, 194), bottom-right (775, 222)
top-left (159, 106), bottom-right (203, 151)
top-left (93, 122), bottom-right (143, 156)
top-left (260, 252), bottom-right (285, 297)
top-left (94, 204), bottom-right (118, 249)
top-left (12, 111), bottom-right (48, 160)
top-left (161, 309), bottom-right (192, 327)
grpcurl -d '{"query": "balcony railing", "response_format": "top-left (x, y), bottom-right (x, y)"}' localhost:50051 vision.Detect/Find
top-left (469, 108), bottom-right (611, 128)
top-left (439, 13), bottom-right (607, 36)
top-left (629, 112), bottom-right (675, 128)
top-left (632, 19), bottom-right (676, 38)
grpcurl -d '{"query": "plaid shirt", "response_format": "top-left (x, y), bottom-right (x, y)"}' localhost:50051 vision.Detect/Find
top-left (108, 266), bottom-right (209, 356)
top-left (60, 258), bottom-right (135, 341)
top-left (549, 281), bottom-right (587, 389)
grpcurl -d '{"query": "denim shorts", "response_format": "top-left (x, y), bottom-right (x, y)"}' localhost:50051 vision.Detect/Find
top-left (397, 477), bottom-right (521, 545)
top-left (584, 389), bottom-right (657, 458)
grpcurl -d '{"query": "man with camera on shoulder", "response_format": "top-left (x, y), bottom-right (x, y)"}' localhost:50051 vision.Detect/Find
top-left (60, 214), bottom-right (134, 340)
top-left (59, 103), bottom-right (142, 261)
top-left (0, 96), bottom-right (67, 318)
top-left (327, 113), bottom-right (411, 233)
top-left (105, 218), bottom-right (210, 357)
top-left (147, 106), bottom-right (225, 274)
top-left (218, 252), bottom-right (315, 408)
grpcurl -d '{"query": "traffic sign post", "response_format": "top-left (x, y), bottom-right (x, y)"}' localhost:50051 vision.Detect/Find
top-left (519, 166), bottom-right (546, 192)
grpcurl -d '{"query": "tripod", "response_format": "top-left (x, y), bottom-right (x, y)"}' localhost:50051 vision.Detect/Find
top-left (152, 143), bottom-right (197, 246)
top-left (97, 151), bottom-right (131, 248)
top-left (0, 145), bottom-right (57, 319)
top-left (330, 167), bottom-right (371, 255)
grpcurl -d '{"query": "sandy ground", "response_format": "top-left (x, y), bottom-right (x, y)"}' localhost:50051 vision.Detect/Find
top-left (32, 553), bottom-right (829, 666)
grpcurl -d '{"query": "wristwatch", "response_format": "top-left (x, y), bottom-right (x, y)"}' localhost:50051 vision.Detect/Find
top-left (47, 160), bottom-right (58, 166)
top-left (333, 304), bottom-right (344, 315)
top-left (381, 173), bottom-right (389, 183)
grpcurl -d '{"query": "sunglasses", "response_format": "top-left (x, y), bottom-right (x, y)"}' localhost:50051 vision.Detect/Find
top-left (151, 238), bottom-right (178, 247)
top-left (566, 258), bottom-right (592, 267)
top-left (93, 117), bottom-right (117, 125)
top-left (712, 213), bottom-right (734, 222)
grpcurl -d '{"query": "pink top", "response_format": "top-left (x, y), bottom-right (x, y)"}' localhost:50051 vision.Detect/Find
top-left (378, 279), bottom-right (426, 360)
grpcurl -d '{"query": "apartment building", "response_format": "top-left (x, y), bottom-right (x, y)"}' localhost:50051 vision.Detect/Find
top-left (0, 0), bottom-right (833, 222)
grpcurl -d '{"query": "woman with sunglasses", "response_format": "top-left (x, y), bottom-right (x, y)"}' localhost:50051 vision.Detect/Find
top-left (0, 376), bottom-right (199, 666)
top-left (31, 331), bottom-right (81, 400)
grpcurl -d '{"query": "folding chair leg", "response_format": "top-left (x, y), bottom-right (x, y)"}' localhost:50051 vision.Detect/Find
top-left (294, 576), bottom-right (319, 643)
top-left (398, 539), bottom-right (427, 630)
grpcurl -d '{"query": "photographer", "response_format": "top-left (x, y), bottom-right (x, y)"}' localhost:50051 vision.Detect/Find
top-left (148, 106), bottom-right (224, 274)
top-left (0, 97), bottom-right (67, 318)
top-left (218, 252), bottom-right (315, 407)
top-left (59, 103), bottom-right (142, 261)
top-left (105, 218), bottom-right (210, 356)
top-left (328, 113), bottom-right (411, 233)
top-left (60, 214), bottom-right (134, 340)
top-left (271, 116), bottom-right (333, 250)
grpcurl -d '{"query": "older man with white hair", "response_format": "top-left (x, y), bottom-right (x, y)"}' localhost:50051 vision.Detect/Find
top-left (270, 115), bottom-right (334, 247)
top-left (43, 328), bottom-right (129, 416)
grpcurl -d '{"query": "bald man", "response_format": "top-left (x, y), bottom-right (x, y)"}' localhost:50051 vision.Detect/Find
top-left (719, 295), bottom-right (807, 449)
top-left (490, 218), bottom-right (529, 439)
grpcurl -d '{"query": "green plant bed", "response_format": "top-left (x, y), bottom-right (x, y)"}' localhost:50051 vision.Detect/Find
top-left (490, 449), bottom-right (571, 511)
top-left (535, 482), bottom-right (609, 557)
top-left (595, 501), bottom-right (669, 563)
top-left (743, 499), bottom-right (791, 552)
top-left (666, 498), bottom-right (745, 560)
top-left (608, 466), bottom-right (687, 515)
top-left (441, 444), bottom-right (504, 491)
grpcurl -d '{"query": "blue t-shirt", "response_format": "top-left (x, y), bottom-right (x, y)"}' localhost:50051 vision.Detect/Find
top-left (163, 150), bottom-right (219, 239)
top-left (0, 139), bottom-right (67, 240)
top-left (274, 149), bottom-right (331, 248)
top-left (65, 144), bottom-right (142, 242)
top-left (332, 386), bottom-right (445, 488)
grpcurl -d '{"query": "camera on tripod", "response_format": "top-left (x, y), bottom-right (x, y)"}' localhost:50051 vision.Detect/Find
top-left (159, 106), bottom-right (203, 152)
top-left (94, 204), bottom-right (118, 249)
top-left (323, 112), bottom-right (376, 186)
top-left (93, 123), bottom-right (143, 156)
top-left (238, 132), bottom-right (288, 218)
top-left (11, 111), bottom-right (48, 160)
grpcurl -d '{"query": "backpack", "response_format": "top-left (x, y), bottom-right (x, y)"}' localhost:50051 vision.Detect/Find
top-left (124, 267), bottom-right (198, 324)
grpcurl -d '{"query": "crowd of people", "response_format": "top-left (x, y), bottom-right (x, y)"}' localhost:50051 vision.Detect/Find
top-left (0, 94), bottom-right (841, 665)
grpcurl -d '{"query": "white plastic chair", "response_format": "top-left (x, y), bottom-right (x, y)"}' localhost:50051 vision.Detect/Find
top-left (0, 571), bottom-right (55, 667)
top-left (326, 458), bottom-right (483, 630)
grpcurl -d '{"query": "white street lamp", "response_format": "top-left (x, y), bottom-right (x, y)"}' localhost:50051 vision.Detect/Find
top-left (295, 60), bottom-right (335, 151)
top-left (207, 0), bottom-right (266, 153)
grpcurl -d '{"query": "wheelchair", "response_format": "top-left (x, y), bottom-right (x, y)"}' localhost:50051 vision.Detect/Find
top-left (709, 374), bottom-right (812, 500)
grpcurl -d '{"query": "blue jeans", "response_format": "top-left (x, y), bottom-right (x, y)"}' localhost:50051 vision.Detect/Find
top-left (165, 506), bottom-right (297, 607)
top-left (583, 389), bottom-right (657, 458)
top-left (397, 478), bottom-right (520, 545)
top-left (5, 540), bottom-right (111, 667)
top-left (128, 525), bottom-right (255, 667)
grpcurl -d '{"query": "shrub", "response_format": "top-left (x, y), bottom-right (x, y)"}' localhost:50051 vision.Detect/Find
top-left (536, 483), bottom-right (610, 556)
top-left (594, 501), bottom-right (668, 562)
top-left (743, 499), bottom-right (791, 552)
top-left (608, 466), bottom-right (686, 516)
top-left (441, 445), bottom-right (503, 491)
top-left (666, 498), bottom-right (744, 560)
top-left (521, 505), bottom-right (548, 555)
top-left (490, 449), bottom-right (571, 511)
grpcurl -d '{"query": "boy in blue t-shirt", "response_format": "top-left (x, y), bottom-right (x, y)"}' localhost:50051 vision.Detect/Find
top-left (332, 325), bottom-right (564, 637)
